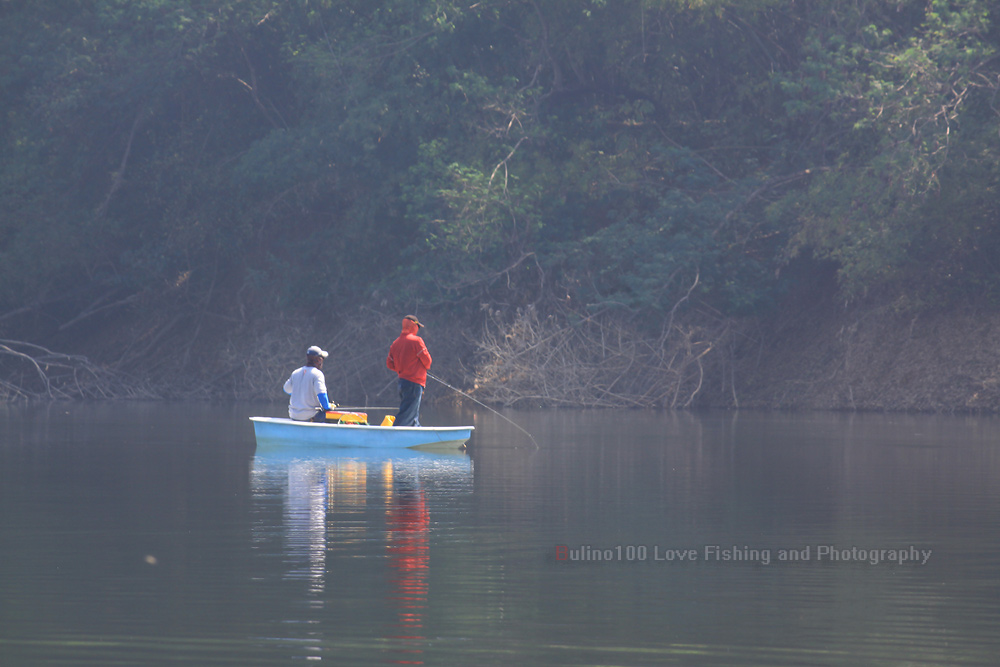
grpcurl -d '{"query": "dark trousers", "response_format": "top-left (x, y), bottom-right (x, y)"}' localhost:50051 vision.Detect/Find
top-left (395, 379), bottom-right (424, 427)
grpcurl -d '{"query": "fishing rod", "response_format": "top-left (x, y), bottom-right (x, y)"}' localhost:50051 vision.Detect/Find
top-left (427, 372), bottom-right (540, 449)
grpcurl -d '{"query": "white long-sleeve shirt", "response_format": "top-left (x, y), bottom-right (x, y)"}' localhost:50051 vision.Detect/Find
top-left (283, 366), bottom-right (328, 420)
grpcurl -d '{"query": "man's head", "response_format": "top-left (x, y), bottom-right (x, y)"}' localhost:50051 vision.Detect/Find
top-left (306, 345), bottom-right (328, 367)
top-left (402, 315), bottom-right (424, 333)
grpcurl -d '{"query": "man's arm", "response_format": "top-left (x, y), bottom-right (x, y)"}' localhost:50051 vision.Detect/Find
top-left (313, 369), bottom-right (332, 411)
top-left (418, 344), bottom-right (432, 369)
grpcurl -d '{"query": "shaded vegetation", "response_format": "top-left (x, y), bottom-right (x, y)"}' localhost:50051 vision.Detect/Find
top-left (2, 0), bottom-right (999, 405)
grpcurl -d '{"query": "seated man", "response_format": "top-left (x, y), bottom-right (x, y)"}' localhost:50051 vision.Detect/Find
top-left (284, 345), bottom-right (335, 421)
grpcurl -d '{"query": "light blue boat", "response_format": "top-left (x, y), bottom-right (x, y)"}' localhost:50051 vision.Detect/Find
top-left (249, 416), bottom-right (474, 450)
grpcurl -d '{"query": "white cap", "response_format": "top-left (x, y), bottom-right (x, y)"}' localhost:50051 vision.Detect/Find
top-left (306, 345), bottom-right (328, 358)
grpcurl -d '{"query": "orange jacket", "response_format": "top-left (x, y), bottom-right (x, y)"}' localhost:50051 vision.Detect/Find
top-left (386, 318), bottom-right (432, 386)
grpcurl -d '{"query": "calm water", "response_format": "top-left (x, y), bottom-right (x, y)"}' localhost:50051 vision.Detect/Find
top-left (1, 403), bottom-right (999, 666)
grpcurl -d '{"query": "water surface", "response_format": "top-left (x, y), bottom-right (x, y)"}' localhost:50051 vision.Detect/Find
top-left (1, 403), bottom-right (998, 665)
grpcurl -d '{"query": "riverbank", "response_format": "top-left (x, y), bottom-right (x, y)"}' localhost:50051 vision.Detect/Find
top-left (5, 285), bottom-right (1000, 413)
top-left (713, 285), bottom-right (1000, 413)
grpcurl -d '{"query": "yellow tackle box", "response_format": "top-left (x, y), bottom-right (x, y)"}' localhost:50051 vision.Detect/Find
top-left (325, 410), bottom-right (368, 425)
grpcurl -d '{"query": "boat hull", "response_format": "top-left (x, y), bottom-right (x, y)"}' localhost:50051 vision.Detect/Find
top-left (250, 417), bottom-right (473, 450)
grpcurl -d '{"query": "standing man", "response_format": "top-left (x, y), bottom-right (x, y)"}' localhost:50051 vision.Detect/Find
top-left (386, 315), bottom-right (432, 427)
top-left (284, 345), bottom-right (335, 422)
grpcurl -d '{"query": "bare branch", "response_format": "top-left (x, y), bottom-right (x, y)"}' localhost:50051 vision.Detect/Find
top-left (471, 301), bottom-right (730, 409)
top-left (97, 107), bottom-right (144, 218)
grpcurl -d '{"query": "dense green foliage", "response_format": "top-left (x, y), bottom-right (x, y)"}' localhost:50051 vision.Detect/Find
top-left (3, 0), bottom-right (1000, 349)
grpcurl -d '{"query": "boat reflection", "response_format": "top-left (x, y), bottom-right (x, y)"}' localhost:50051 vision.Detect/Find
top-left (251, 445), bottom-right (472, 663)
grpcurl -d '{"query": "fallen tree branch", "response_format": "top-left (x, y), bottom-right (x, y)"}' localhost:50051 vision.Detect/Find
top-left (58, 292), bottom-right (139, 331)
top-left (0, 339), bottom-right (153, 401)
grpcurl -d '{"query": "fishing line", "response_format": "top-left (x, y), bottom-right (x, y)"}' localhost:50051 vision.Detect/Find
top-left (427, 372), bottom-right (540, 449)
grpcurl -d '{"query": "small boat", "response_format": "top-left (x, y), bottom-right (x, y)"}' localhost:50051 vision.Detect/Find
top-left (249, 416), bottom-right (474, 450)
